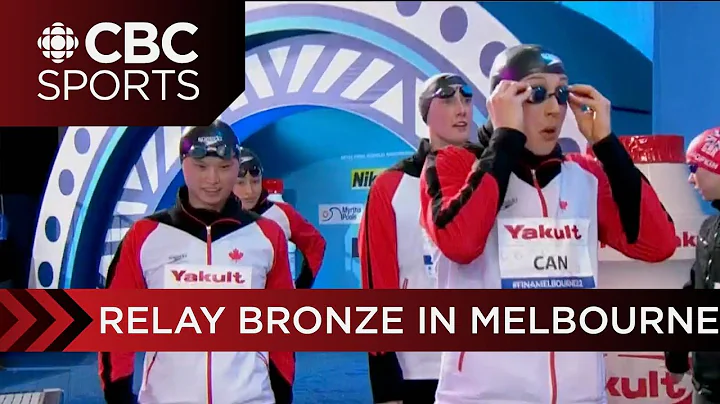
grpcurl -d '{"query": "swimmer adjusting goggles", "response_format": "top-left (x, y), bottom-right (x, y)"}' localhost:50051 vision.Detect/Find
top-left (528, 85), bottom-right (569, 105)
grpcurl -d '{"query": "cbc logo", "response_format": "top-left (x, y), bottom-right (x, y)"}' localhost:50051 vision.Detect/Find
top-left (37, 22), bottom-right (80, 64)
top-left (37, 21), bottom-right (199, 102)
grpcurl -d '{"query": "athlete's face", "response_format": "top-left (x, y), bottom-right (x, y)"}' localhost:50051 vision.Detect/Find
top-left (688, 165), bottom-right (720, 201)
top-left (234, 173), bottom-right (263, 210)
top-left (521, 73), bottom-right (569, 155)
top-left (426, 84), bottom-right (473, 147)
top-left (182, 156), bottom-right (239, 211)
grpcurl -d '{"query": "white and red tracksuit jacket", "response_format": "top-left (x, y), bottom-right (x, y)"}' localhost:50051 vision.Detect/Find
top-left (250, 192), bottom-right (326, 289)
top-left (420, 126), bottom-right (677, 404)
top-left (359, 139), bottom-right (441, 403)
top-left (99, 187), bottom-right (294, 404)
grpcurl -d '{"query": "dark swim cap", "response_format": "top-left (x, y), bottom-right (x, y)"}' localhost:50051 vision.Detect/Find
top-left (179, 120), bottom-right (240, 161)
top-left (237, 147), bottom-right (263, 178)
top-left (418, 73), bottom-right (472, 123)
top-left (489, 45), bottom-right (566, 91)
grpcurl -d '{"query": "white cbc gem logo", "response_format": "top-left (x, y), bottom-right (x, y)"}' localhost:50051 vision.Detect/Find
top-left (318, 204), bottom-right (364, 225)
top-left (37, 22), bottom-right (80, 64)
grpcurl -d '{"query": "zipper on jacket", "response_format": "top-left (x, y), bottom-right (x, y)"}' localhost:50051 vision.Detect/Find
top-left (457, 351), bottom-right (466, 372)
top-left (178, 208), bottom-right (243, 404)
top-left (530, 169), bottom-right (557, 404)
top-left (530, 169), bottom-right (549, 218)
top-left (206, 224), bottom-right (213, 404)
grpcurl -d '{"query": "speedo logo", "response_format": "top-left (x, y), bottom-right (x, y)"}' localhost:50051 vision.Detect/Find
top-left (171, 269), bottom-right (246, 285)
top-left (504, 224), bottom-right (582, 240)
top-left (350, 168), bottom-right (384, 189)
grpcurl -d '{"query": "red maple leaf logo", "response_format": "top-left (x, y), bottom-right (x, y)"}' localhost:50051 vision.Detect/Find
top-left (229, 249), bottom-right (243, 262)
top-left (559, 200), bottom-right (568, 210)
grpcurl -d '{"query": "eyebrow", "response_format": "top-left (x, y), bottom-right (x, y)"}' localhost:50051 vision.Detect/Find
top-left (526, 74), bottom-right (568, 80)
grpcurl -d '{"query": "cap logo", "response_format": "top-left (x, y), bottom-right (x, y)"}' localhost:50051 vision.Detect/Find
top-left (197, 135), bottom-right (223, 146)
top-left (240, 156), bottom-right (254, 164)
top-left (701, 131), bottom-right (720, 158)
top-left (540, 52), bottom-right (562, 66)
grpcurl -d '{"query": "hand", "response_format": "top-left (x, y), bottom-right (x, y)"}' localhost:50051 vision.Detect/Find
top-left (487, 80), bottom-right (532, 132)
top-left (568, 84), bottom-right (612, 144)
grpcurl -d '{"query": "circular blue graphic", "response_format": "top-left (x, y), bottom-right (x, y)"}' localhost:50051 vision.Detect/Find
top-left (439, 6), bottom-right (469, 43)
top-left (38, 262), bottom-right (54, 288)
top-left (58, 169), bottom-right (74, 196)
top-left (74, 128), bottom-right (91, 154)
top-left (44, 216), bottom-right (61, 242)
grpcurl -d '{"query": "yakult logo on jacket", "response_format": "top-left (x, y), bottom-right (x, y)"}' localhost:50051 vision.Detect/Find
top-left (605, 353), bottom-right (692, 404)
top-left (600, 231), bottom-right (697, 249)
top-left (171, 269), bottom-right (246, 285)
top-left (504, 223), bottom-right (582, 240)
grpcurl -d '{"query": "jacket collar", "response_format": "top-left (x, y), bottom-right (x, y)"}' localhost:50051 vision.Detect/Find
top-left (391, 138), bottom-right (432, 177)
top-left (250, 188), bottom-right (273, 215)
top-left (478, 121), bottom-right (564, 168)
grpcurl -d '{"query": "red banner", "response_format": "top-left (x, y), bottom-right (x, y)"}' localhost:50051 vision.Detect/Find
top-left (0, 289), bottom-right (715, 352)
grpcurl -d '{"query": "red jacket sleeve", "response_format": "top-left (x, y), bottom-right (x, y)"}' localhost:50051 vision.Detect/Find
top-left (420, 128), bottom-right (527, 264)
top-left (358, 169), bottom-right (403, 289)
top-left (256, 218), bottom-right (295, 400)
top-left (274, 202), bottom-right (326, 289)
top-left (567, 135), bottom-right (676, 262)
top-left (358, 169), bottom-right (406, 402)
top-left (99, 219), bottom-right (156, 403)
top-left (257, 218), bottom-right (294, 291)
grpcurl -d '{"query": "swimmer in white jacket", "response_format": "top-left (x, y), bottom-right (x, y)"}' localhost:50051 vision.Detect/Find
top-left (419, 45), bottom-right (677, 403)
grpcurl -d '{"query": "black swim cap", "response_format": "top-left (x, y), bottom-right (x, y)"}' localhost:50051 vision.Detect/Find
top-left (237, 147), bottom-right (263, 178)
top-left (489, 45), bottom-right (566, 91)
top-left (179, 120), bottom-right (240, 161)
top-left (418, 73), bottom-right (472, 123)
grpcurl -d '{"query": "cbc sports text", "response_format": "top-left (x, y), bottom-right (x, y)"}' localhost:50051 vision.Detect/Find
top-left (37, 22), bottom-right (199, 102)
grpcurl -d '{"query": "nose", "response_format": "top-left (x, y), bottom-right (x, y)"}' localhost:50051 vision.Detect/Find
top-left (206, 167), bottom-right (221, 184)
top-left (688, 173), bottom-right (696, 185)
top-left (452, 95), bottom-right (469, 116)
top-left (544, 95), bottom-right (561, 115)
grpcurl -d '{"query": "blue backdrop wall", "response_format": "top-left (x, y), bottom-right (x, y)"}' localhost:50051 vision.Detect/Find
top-left (242, 109), bottom-right (413, 289)
top-left (653, 1), bottom-right (720, 214)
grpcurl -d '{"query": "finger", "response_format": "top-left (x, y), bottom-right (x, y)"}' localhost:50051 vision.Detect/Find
top-left (510, 81), bottom-right (531, 95)
top-left (569, 84), bottom-right (598, 98)
top-left (516, 85), bottom-right (532, 101)
top-left (568, 93), bottom-right (599, 111)
top-left (567, 96), bottom-right (585, 114)
top-left (493, 80), bottom-right (514, 95)
top-left (568, 94), bottom-right (595, 118)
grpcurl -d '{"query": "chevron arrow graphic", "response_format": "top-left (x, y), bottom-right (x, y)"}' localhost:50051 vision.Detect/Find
top-left (45, 289), bottom-right (93, 351)
top-left (0, 290), bottom-right (35, 351)
top-left (8, 289), bottom-right (56, 351)
top-left (0, 293), bottom-right (18, 341)
top-left (0, 290), bottom-right (92, 352)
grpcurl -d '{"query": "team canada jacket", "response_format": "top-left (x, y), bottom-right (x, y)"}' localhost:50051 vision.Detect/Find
top-left (359, 139), bottom-right (441, 403)
top-left (100, 187), bottom-right (295, 404)
top-left (250, 190), bottom-right (327, 289)
top-left (420, 125), bottom-right (677, 404)
top-left (666, 203), bottom-right (720, 401)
